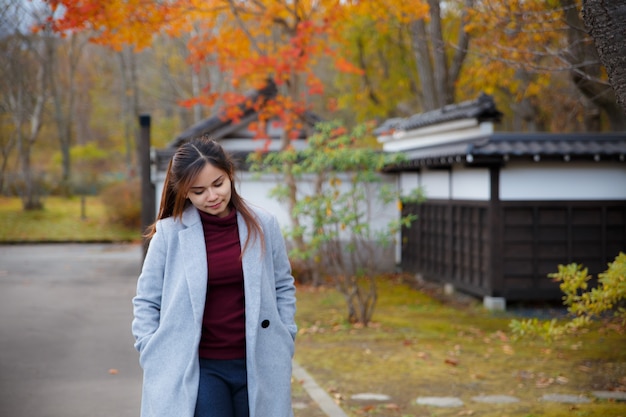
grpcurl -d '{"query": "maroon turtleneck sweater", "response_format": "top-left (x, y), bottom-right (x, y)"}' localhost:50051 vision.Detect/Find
top-left (198, 208), bottom-right (246, 360)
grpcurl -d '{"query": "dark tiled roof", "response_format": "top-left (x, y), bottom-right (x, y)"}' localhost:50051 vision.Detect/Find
top-left (166, 78), bottom-right (322, 154)
top-left (169, 80), bottom-right (279, 148)
top-left (471, 133), bottom-right (626, 157)
top-left (374, 93), bottom-right (502, 135)
top-left (156, 78), bottom-right (322, 172)
top-left (385, 132), bottom-right (626, 171)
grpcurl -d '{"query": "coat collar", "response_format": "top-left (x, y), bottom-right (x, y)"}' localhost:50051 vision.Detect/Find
top-left (181, 204), bottom-right (201, 227)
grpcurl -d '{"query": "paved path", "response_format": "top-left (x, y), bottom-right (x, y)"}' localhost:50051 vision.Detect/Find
top-left (0, 244), bottom-right (143, 417)
top-left (293, 361), bottom-right (349, 417)
top-left (0, 243), bottom-right (333, 417)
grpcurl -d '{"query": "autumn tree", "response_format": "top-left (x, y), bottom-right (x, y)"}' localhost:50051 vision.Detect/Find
top-left (0, 1), bottom-right (56, 208)
top-left (329, 0), bottom-right (474, 124)
top-left (46, 0), bottom-right (365, 256)
top-left (0, 1), bottom-right (19, 192)
top-left (409, 0), bottom-right (474, 111)
top-left (45, 0), bottom-right (173, 176)
top-left (46, 31), bottom-right (90, 194)
top-left (464, 0), bottom-right (625, 131)
top-left (45, 0), bottom-right (358, 143)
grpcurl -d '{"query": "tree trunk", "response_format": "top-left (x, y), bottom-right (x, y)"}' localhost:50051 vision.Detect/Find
top-left (410, 0), bottom-right (474, 111)
top-left (48, 34), bottom-right (75, 195)
top-left (582, 0), bottom-right (626, 116)
top-left (427, 0), bottom-right (448, 107)
top-left (119, 51), bottom-right (132, 174)
top-left (410, 19), bottom-right (437, 111)
top-left (356, 36), bottom-right (382, 106)
top-left (565, 0), bottom-right (626, 130)
top-left (119, 47), bottom-right (140, 176)
top-left (0, 131), bottom-right (16, 193)
top-left (21, 61), bottom-right (47, 210)
top-left (130, 48), bottom-right (141, 170)
top-left (447, 0), bottom-right (474, 104)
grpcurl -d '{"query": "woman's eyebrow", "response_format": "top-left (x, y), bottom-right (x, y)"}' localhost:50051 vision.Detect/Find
top-left (190, 175), bottom-right (224, 189)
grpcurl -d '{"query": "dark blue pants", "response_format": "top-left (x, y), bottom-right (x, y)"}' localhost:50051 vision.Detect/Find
top-left (195, 358), bottom-right (249, 417)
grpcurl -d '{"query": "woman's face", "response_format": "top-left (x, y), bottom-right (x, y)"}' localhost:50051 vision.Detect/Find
top-left (186, 163), bottom-right (232, 218)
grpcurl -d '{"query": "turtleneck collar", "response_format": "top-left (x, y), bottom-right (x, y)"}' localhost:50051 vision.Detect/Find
top-left (198, 206), bottom-right (237, 227)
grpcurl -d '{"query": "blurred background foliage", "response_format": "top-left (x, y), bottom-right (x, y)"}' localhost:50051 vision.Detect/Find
top-left (0, 0), bottom-right (623, 216)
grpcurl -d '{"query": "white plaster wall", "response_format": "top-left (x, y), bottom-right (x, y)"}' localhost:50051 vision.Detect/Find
top-left (153, 170), bottom-right (402, 269)
top-left (500, 162), bottom-right (626, 201)
top-left (399, 162), bottom-right (625, 202)
top-left (399, 172), bottom-right (419, 197)
top-left (380, 120), bottom-right (495, 152)
top-left (154, 171), bottom-right (400, 234)
top-left (399, 169), bottom-right (490, 201)
top-left (451, 167), bottom-right (490, 200)
top-left (419, 170), bottom-right (451, 199)
top-left (237, 172), bottom-right (399, 233)
top-left (235, 172), bottom-right (292, 226)
top-left (153, 171), bottom-right (166, 214)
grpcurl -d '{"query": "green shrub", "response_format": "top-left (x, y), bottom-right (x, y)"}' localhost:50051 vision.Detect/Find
top-left (100, 179), bottom-right (141, 229)
top-left (249, 120), bottom-right (422, 325)
top-left (510, 252), bottom-right (626, 342)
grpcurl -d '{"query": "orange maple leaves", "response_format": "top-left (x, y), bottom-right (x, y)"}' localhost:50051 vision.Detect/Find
top-left (44, 0), bottom-right (180, 51)
top-left (46, 0), bottom-right (432, 143)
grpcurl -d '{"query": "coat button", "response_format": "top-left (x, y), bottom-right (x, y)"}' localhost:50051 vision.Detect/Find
top-left (261, 320), bottom-right (270, 328)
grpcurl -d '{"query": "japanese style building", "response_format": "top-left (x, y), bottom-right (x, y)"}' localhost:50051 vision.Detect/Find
top-left (376, 94), bottom-right (626, 304)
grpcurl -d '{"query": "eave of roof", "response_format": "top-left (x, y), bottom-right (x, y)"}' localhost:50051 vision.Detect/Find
top-left (168, 80), bottom-right (279, 148)
top-left (167, 79), bottom-right (324, 149)
top-left (383, 132), bottom-right (626, 171)
top-left (374, 93), bottom-right (503, 136)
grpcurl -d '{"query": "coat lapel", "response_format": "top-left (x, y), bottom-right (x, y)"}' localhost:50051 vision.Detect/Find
top-left (180, 207), bottom-right (208, 326)
top-left (238, 213), bottom-right (261, 335)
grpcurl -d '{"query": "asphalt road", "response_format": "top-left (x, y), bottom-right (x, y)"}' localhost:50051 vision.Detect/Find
top-left (0, 243), bottom-right (144, 417)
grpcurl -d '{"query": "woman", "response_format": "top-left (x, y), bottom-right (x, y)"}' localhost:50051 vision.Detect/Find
top-left (132, 138), bottom-right (297, 417)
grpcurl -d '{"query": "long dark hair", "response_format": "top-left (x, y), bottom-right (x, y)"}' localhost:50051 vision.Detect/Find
top-left (145, 137), bottom-right (264, 253)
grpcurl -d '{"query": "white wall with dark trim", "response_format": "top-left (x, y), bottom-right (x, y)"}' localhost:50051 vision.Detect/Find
top-left (500, 161), bottom-right (626, 201)
top-left (398, 162), bottom-right (626, 202)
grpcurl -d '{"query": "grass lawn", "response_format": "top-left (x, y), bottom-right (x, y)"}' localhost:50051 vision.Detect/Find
top-left (294, 277), bottom-right (626, 417)
top-left (0, 196), bottom-right (141, 242)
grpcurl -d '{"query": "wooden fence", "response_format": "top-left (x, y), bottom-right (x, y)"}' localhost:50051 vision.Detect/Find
top-left (401, 200), bottom-right (626, 301)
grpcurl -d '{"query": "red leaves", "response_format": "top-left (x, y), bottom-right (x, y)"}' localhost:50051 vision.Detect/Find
top-left (178, 95), bottom-right (218, 109)
top-left (335, 57), bottom-right (365, 75)
top-left (44, 0), bottom-right (365, 141)
top-left (330, 126), bottom-right (348, 137)
top-left (306, 78), bottom-right (325, 96)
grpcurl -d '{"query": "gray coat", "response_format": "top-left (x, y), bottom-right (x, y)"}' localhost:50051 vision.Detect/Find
top-left (132, 205), bottom-right (297, 417)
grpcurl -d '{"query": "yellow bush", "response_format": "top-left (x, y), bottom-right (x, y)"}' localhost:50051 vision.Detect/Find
top-left (510, 252), bottom-right (626, 342)
top-left (100, 179), bottom-right (141, 229)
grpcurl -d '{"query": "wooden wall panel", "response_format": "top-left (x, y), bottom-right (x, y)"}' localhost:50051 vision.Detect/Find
top-left (402, 200), bottom-right (626, 301)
